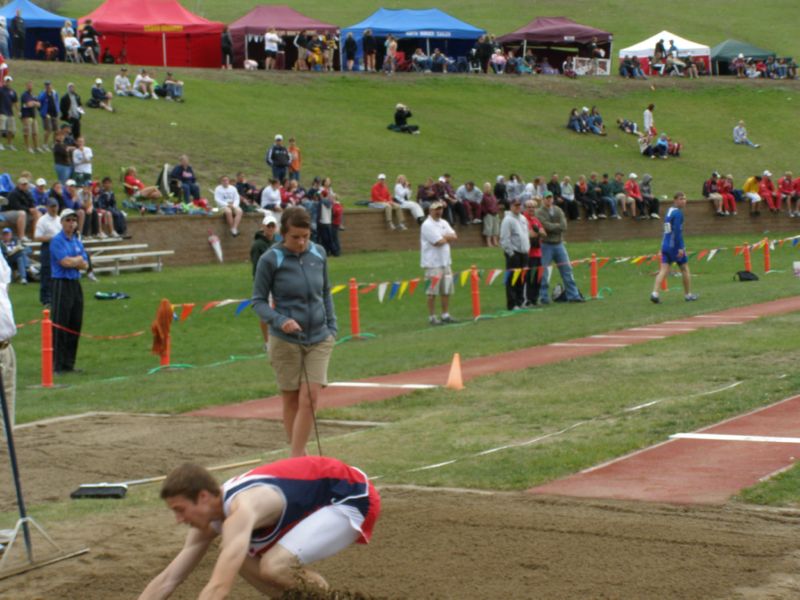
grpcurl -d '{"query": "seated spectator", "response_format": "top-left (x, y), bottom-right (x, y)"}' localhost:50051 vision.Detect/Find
top-left (624, 173), bottom-right (645, 219)
top-left (6, 177), bottom-right (38, 240)
top-left (430, 48), bottom-right (452, 73)
top-left (683, 56), bottom-right (700, 79)
top-left (456, 180), bottom-right (483, 223)
top-left (63, 34), bottom-right (81, 63)
top-left (665, 51), bottom-right (685, 75)
top-left (586, 173), bottom-right (606, 219)
top-left (95, 176), bottom-right (124, 236)
top-left (88, 78), bottom-right (114, 112)
top-left (778, 171), bottom-right (797, 217)
top-left (391, 103), bottom-right (419, 134)
top-left (506, 174), bottom-right (524, 206)
top-left (411, 48), bottom-right (432, 72)
top-left (639, 174), bottom-right (660, 219)
top-left (703, 171), bottom-right (726, 216)
top-left (610, 171), bottom-right (631, 217)
top-left (653, 133), bottom-right (671, 159)
top-left (630, 56), bottom-right (647, 79)
top-left (394, 174), bottom-right (424, 225)
top-left (169, 155), bottom-right (201, 205)
top-left (745, 59), bottom-right (762, 79)
top-left (480, 182), bottom-right (500, 247)
top-left (598, 172), bottom-right (620, 218)
top-left (717, 174), bottom-right (738, 216)
top-left (123, 166), bottom-right (163, 202)
top-left (637, 133), bottom-right (658, 158)
top-left (733, 120), bottom-right (759, 148)
top-left (562, 56), bottom-right (577, 78)
top-left (759, 170), bottom-right (779, 213)
top-left (616, 117), bottom-right (638, 135)
top-left (32, 177), bottom-right (49, 212)
top-left (546, 173), bottom-right (561, 209)
top-left (494, 175), bottom-right (508, 209)
top-left (741, 174), bottom-right (763, 216)
top-left (559, 175), bottom-right (579, 220)
top-left (540, 57), bottom-right (559, 75)
top-left (587, 106), bottom-right (606, 135)
top-left (731, 53), bottom-right (746, 78)
top-left (1, 226), bottom-right (34, 283)
top-left (792, 172), bottom-right (800, 216)
top-left (370, 173), bottom-right (404, 230)
top-left (259, 178), bottom-right (283, 212)
top-left (619, 55), bottom-right (634, 78)
top-left (161, 72), bottom-right (184, 102)
top-left (663, 133), bottom-right (682, 157)
top-left (567, 108), bottom-right (586, 133)
top-left (416, 177), bottom-right (438, 211)
top-left (436, 173), bottom-right (466, 226)
top-left (79, 19), bottom-right (100, 64)
top-left (114, 67), bottom-right (136, 97)
top-left (77, 182), bottom-right (101, 238)
top-left (133, 69), bottom-right (157, 99)
top-left (507, 50), bottom-right (529, 74)
top-left (282, 179), bottom-right (306, 207)
top-left (489, 49), bottom-right (507, 74)
top-left (234, 172), bottom-right (259, 209)
top-left (574, 175), bottom-right (597, 220)
top-left (214, 175), bottom-right (242, 236)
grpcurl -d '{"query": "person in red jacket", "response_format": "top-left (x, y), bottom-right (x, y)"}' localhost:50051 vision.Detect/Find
top-left (624, 173), bottom-right (644, 219)
top-left (758, 170), bottom-right (778, 212)
top-left (717, 174), bottom-right (737, 216)
top-left (778, 171), bottom-right (796, 216)
top-left (369, 173), bottom-right (404, 230)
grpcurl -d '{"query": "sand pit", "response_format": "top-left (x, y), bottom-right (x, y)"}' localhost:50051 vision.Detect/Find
top-left (2, 414), bottom-right (800, 599)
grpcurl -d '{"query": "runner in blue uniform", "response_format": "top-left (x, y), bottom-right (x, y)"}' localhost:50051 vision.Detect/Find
top-left (651, 192), bottom-right (698, 303)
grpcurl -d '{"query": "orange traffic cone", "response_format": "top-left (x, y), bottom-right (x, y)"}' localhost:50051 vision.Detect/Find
top-left (445, 353), bottom-right (464, 390)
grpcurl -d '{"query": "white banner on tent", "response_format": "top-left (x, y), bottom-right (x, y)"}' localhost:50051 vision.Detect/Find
top-left (574, 57), bottom-right (610, 76)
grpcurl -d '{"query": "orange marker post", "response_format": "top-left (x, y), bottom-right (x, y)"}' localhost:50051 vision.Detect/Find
top-left (40, 309), bottom-right (53, 388)
top-left (160, 334), bottom-right (170, 368)
top-left (743, 243), bottom-right (752, 272)
top-left (763, 238), bottom-right (771, 273)
top-left (470, 264), bottom-right (481, 320)
top-left (590, 253), bottom-right (598, 299)
top-left (348, 277), bottom-right (361, 338)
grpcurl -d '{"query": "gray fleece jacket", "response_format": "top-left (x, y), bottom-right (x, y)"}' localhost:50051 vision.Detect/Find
top-left (251, 242), bottom-right (337, 344)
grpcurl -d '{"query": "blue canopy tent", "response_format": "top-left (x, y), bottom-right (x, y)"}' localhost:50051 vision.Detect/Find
top-left (340, 8), bottom-right (485, 71)
top-left (0, 0), bottom-right (76, 60)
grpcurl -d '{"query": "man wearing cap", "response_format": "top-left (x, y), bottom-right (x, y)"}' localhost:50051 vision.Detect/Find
top-left (213, 175), bottom-right (242, 236)
top-left (50, 208), bottom-right (88, 374)
top-left (19, 80), bottom-right (41, 153)
top-left (114, 67), bottom-right (135, 97)
top-left (266, 134), bottom-right (291, 183)
top-left (369, 173), bottom-right (405, 230)
top-left (536, 192), bottom-right (583, 303)
top-left (31, 177), bottom-right (49, 210)
top-left (500, 199), bottom-right (530, 311)
top-left (758, 170), bottom-right (779, 213)
top-left (34, 197), bottom-right (61, 306)
top-left (6, 177), bottom-right (37, 241)
top-left (0, 250), bottom-right (16, 429)
top-left (37, 81), bottom-right (59, 151)
top-left (251, 213), bottom-right (280, 350)
top-left (624, 173), bottom-right (645, 219)
top-left (59, 82), bottom-right (83, 139)
top-left (0, 75), bottom-right (17, 151)
top-left (420, 200), bottom-right (457, 325)
top-left (89, 78), bottom-right (114, 112)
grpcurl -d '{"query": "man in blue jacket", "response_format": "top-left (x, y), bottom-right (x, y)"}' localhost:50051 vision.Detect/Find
top-left (37, 81), bottom-right (59, 151)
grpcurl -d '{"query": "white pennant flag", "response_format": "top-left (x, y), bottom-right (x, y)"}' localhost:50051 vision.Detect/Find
top-left (488, 270), bottom-right (503, 286)
top-left (377, 282), bottom-right (388, 303)
top-left (770, 240), bottom-right (776, 251)
top-left (707, 249), bottom-right (718, 262)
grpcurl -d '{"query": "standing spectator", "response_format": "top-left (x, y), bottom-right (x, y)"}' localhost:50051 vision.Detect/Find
top-left (363, 29), bottom-right (376, 72)
top-left (263, 28), bottom-right (281, 70)
top-left (114, 67), bottom-right (134, 96)
top-left (420, 201), bottom-right (457, 325)
top-left (651, 192), bottom-right (697, 304)
top-left (292, 30), bottom-right (309, 71)
top-left (480, 182), bottom-right (500, 246)
top-left (523, 198), bottom-right (545, 305)
top-left (221, 26), bottom-right (233, 69)
top-left (59, 82), bottom-right (83, 139)
top-left (71, 137), bottom-right (93, 186)
top-left (250, 213), bottom-right (280, 351)
top-left (0, 22), bottom-right (9, 58)
top-left (9, 9), bottom-right (24, 59)
top-left (251, 206), bottom-right (337, 457)
top-left (89, 78), bottom-right (114, 112)
top-left (287, 137), bottom-right (302, 182)
top-left (733, 120), bottom-right (759, 148)
top-left (266, 134), bottom-right (291, 183)
top-left (643, 103), bottom-right (656, 136)
top-left (169, 155), bottom-right (201, 205)
top-left (370, 173), bottom-right (404, 230)
top-left (331, 192), bottom-right (343, 256)
top-left (52, 130), bottom-right (73, 184)
top-left (500, 199), bottom-right (530, 310)
top-left (394, 174), bottom-right (424, 224)
top-left (0, 76), bottom-right (18, 151)
top-left (19, 80), bottom-right (40, 153)
top-left (213, 175), bottom-right (242, 236)
top-left (343, 32), bottom-right (357, 71)
top-left (0, 253), bottom-right (16, 427)
top-left (34, 198), bottom-right (61, 305)
top-left (535, 193), bottom-right (583, 303)
top-left (38, 81), bottom-right (59, 150)
top-left (383, 34), bottom-right (397, 74)
top-left (317, 188), bottom-right (335, 256)
top-left (50, 208), bottom-right (88, 374)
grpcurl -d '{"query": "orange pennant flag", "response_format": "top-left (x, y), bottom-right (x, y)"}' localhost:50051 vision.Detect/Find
top-left (408, 278), bottom-right (420, 296)
top-left (359, 283), bottom-right (378, 294)
top-left (202, 301), bottom-right (221, 312)
top-left (180, 303), bottom-right (195, 321)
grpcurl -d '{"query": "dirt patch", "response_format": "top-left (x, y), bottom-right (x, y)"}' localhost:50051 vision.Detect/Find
top-left (2, 415), bottom-right (800, 599)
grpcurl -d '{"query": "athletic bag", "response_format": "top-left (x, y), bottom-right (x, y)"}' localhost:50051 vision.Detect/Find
top-left (734, 271), bottom-right (759, 281)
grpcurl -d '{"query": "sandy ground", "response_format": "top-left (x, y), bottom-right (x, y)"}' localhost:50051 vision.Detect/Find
top-left (2, 414), bottom-right (800, 599)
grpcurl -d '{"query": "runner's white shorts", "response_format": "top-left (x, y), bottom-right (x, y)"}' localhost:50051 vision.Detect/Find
top-left (277, 503), bottom-right (364, 565)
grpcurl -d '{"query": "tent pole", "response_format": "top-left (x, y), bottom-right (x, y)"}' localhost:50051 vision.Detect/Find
top-left (162, 32), bottom-right (167, 67)
top-left (426, 38), bottom-right (430, 55)
top-left (523, 40), bottom-right (527, 56)
top-left (245, 35), bottom-right (249, 62)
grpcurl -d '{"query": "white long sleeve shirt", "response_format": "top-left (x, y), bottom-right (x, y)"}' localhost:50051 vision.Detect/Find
top-left (214, 184), bottom-right (240, 209)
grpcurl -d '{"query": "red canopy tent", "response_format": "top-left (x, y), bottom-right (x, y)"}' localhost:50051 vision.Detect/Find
top-left (228, 5), bottom-right (338, 69)
top-left (80, 0), bottom-right (224, 68)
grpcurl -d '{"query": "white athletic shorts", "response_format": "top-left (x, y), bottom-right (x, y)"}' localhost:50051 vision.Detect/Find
top-left (277, 503), bottom-right (364, 565)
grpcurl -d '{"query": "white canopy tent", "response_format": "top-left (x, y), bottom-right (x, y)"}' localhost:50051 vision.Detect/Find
top-left (618, 30), bottom-right (710, 75)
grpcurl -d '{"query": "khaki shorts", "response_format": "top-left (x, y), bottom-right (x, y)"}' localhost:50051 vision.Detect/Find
top-left (425, 266), bottom-right (454, 296)
top-left (22, 117), bottom-right (37, 136)
top-left (0, 115), bottom-right (16, 134)
top-left (42, 115), bottom-right (58, 132)
top-left (268, 334), bottom-right (334, 391)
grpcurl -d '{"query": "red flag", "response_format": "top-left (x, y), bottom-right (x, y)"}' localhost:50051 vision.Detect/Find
top-left (180, 303), bottom-right (195, 321)
top-left (408, 278), bottom-right (420, 296)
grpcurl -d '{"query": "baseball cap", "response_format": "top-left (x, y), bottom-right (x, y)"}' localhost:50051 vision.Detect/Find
top-left (35, 177), bottom-right (46, 186)
top-left (274, 134), bottom-right (283, 141)
top-left (377, 173), bottom-right (386, 180)
top-left (262, 214), bottom-right (277, 226)
top-left (628, 173), bottom-right (638, 179)
top-left (763, 170), bottom-right (772, 177)
top-left (429, 200), bottom-right (445, 210)
top-left (95, 78), bottom-right (102, 85)
top-left (543, 191), bottom-right (553, 198)
top-left (66, 179), bottom-right (76, 186)
top-left (60, 208), bottom-right (77, 220)
top-left (438, 176), bottom-right (446, 183)
top-left (46, 197), bottom-right (59, 207)
top-left (1, 227), bottom-right (11, 234)
top-left (3, 76), bottom-right (11, 82)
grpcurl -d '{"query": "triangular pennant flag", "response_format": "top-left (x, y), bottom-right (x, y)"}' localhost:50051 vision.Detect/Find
top-left (202, 301), bottom-right (221, 312)
top-left (733, 246), bottom-right (742, 256)
top-left (377, 282), bottom-right (389, 303)
top-left (180, 303), bottom-right (195, 321)
top-left (631, 256), bottom-right (646, 265)
top-left (485, 269), bottom-right (497, 285)
top-left (408, 278), bottom-right (420, 296)
top-left (770, 240), bottom-right (776, 251)
top-left (216, 299), bottom-right (242, 308)
top-left (615, 257), bottom-right (630, 264)
top-left (388, 282), bottom-right (401, 300)
top-left (537, 266), bottom-right (545, 283)
top-left (794, 238), bottom-right (800, 247)
top-left (235, 299), bottom-right (251, 316)
top-left (707, 249), bottom-right (718, 262)
top-left (511, 268), bottom-right (522, 286)
top-left (488, 270), bottom-right (502, 286)
top-left (330, 284), bottom-right (347, 295)
top-left (398, 280), bottom-right (409, 299)
top-left (520, 267), bottom-right (530, 283)
top-left (359, 283), bottom-right (377, 295)
top-left (696, 249), bottom-right (709, 261)
top-left (503, 270), bottom-right (512, 286)
top-left (459, 269), bottom-right (470, 287)
top-left (598, 258), bottom-right (610, 269)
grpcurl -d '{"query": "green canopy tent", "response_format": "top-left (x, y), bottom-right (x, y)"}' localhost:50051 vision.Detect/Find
top-left (710, 39), bottom-right (775, 75)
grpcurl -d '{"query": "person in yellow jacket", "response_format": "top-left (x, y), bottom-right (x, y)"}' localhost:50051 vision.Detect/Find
top-left (741, 175), bottom-right (763, 216)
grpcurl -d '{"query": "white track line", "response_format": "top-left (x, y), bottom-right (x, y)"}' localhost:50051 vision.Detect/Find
top-left (328, 381), bottom-right (438, 390)
top-left (667, 320), bottom-right (743, 326)
top-left (671, 433), bottom-right (800, 444)
top-left (697, 381), bottom-right (742, 396)
top-left (625, 400), bottom-right (661, 412)
top-left (550, 342), bottom-right (628, 348)
top-left (591, 334), bottom-right (666, 339)
top-left (630, 327), bottom-right (697, 332)
top-left (694, 314), bottom-right (759, 320)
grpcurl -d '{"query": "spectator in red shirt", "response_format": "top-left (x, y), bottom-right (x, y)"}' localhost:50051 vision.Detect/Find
top-left (778, 171), bottom-right (796, 216)
top-left (792, 174), bottom-right (800, 218)
top-left (123, 166), bottom-right (162, 201)
top-left (758, 170), bottom-right (778, 212)
top-left (717, 174), bottom-right (737, 215)
top-left (523, 198), bottom-right (546, 306)
top-left (624, 173), bottom-right (644, 219)
top-left (480, 182), bottom-right (499, 247)
top-left (369, 173), bottom-right (404, 230)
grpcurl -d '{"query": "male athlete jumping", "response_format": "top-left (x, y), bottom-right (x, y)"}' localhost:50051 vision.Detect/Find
top-left (651, 191), bottom-right (698, 304)
top-left (138, 456), bottom-right (380, 599)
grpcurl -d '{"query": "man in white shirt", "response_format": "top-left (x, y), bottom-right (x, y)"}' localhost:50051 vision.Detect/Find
top-left (213, 175), bottom-right (242, 237)
top-left (260, 178), bottom-right (283, 212)
top-left (0, 255), bottom-right (17, 429)
top-left (499, 199), bottom-right (531, 310)
top-left (34, 197), bottom-right (62, 306)
top-left (133, 69), bottom-right (156, 99)
top-left (420, 200), bottom-right (457, 325)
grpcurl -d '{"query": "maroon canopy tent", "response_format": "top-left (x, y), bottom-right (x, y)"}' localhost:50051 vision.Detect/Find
top-left (497, 16), bottom-right (612, 70)
top-left (228, 5), bottom-right (338, 69)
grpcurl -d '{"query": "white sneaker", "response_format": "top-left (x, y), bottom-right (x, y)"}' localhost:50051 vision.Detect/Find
top-left (27, 147), bottom-right (34, 154)
top-left (428, 315), bottom-right (441, 325)
top-left (87, 271), bottom-right (99, 282)
top-left (111, 231), bottom-right (121, 238)
top-left (650, 213), bottom-right (660, 219)
top-left (397, 223), bottom-right (407, 230)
